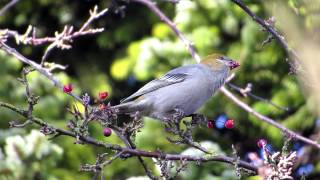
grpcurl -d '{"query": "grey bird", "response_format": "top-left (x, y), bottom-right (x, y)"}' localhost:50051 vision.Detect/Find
top-left (112, 54), bottom-right (240, 121)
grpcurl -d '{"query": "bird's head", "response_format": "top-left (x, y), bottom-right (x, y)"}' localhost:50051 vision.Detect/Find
top-left (201, 54), bottom-right (240, 71)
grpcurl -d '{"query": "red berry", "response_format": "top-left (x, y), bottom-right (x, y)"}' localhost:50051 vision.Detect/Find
top-left (63, 84), bottom-right (73, 93)
top-left (207, 120), bottom-right (214, 128)
top-left (98, 91), bottom-right (109, 100)
top-left (224, 119), bottom-right (234, 129)
top-left (103, 128), bottom-right (112, 137)
top-left (257, 139), bottom-right (267, 148)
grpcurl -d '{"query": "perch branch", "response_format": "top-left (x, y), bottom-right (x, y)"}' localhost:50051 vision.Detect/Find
top-left (0, 101), bottom-right (258, 173)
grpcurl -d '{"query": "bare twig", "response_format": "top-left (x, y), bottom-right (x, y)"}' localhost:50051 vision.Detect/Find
top-left (0, 42), bottom-right (83, 103)
top-left (230, 0), bottom-right (300, 73)
top-left (40, 6), bottom-right (108, 65)
top-left (228, 83), bottom-right (289, 111)
top-left (0, 0), bottom-right (19, 16)
top-left (0, 6), bottom-right (108, 65)
top-left (126, 136), bottom-right (157, 180)
top-left (113, 126), bottom-right (158, 180)
top-left (220, 86), bottom-right (320, 150)
top-left (131, 0), bottom-right (201, 63)
top-left (80, 151), bottom-right (124, 180)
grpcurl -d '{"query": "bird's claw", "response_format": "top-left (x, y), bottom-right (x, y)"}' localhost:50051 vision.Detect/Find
top-left (191, 114), bottom-right (207, 126)
top-left (172, 108), bottom-right (185, 122)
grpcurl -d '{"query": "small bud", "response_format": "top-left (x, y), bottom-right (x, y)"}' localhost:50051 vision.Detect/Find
top-left (63, 84), bottom-right (73, 93)
top-left (224, 119), bottom-right (234, 129)
top-left (82, 93), bottom-right (91, 106)
top-left (103, 128), bottom-right (112, 137)
top-left (98, 91), bottom-right (109, 100)
top-left (257, 139), bottom-right (267, 149)
top-left (67, 120), bottom-right (75, 129)
top-left (207, 120), bottom-right (214, 128)
top-left (99, 104), bottom-right (107, 110)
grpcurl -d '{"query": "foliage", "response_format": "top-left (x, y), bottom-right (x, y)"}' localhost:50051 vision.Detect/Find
top-left (0, 0), bottom-right (319, 179)
top-left (0, 130), bottom-right (63, 179)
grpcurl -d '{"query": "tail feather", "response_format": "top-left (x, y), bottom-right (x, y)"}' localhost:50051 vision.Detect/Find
top-left (111, 101), bottom-right (142, 114)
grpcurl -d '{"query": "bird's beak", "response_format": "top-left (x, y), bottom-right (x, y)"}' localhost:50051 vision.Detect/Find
top-left (229, 60), bottom-right (240, 70)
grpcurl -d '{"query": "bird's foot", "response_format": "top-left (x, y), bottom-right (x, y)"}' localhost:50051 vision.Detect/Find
top-left (172, 108), bottom-right (186, 122)
top-left (129, 111), bottom-right (142, 121)
top-left (190, 113), bottom-right (207, 126)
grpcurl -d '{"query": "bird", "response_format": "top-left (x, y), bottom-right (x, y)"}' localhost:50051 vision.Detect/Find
top-left (112, 54), bottom-right (240, 121)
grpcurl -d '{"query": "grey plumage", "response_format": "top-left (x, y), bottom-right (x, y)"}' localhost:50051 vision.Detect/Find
top-left (112, 61), bottom-right (231, 121)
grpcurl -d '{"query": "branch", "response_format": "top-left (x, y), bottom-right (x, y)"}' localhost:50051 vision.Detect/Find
top-left (0, 6), bottom-right (108, 65)
top-left (220, 86), bottom-right (320, 150)
top-left (230, 0), bottom-right (300, 73)
top-left (0, 0), bottom-right (19, 16)
top-left (131, 0), bottom-right (201, 63)
top-left (0, 101), bottom-right (258, 173)
top-left (40, 6), bottom-right (108, 64)
top-left (228, 82), bottom-right (289, 112)
top-left (0, 42), bottom-right (83, 103)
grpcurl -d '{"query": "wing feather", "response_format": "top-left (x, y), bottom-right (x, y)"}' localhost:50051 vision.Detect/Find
top-left (120, 73), bottom-right (188, 103)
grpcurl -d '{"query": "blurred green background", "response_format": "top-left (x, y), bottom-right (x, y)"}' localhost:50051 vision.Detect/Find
top-left (0, 0), bottom-right (319, 179)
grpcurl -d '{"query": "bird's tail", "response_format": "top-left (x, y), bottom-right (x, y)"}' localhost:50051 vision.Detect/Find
top-left (111, 101), bottom-right (144, 115)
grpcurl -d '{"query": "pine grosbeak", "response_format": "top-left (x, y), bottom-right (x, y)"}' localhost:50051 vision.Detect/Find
top-left (113, 54), bottom-right (240, 121)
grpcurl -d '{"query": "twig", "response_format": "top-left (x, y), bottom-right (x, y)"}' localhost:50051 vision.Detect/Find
top-left (0, 6), bottom-right (108, 65)
top-left (228, 83), bottom-right (289, 111)
top-left (113, 127), bottom-right (157, 180)
top-left (220, 86), bottom-right (320, 150)
top-left (0, 0), bottom-right (19, 16)
top-left (131, 0), bottom-right (201, 63)
top-left (230, 0), bottom-right (300, 73)
top-left (126, 136), bottom-right (157, 180)
top-left (0, 42), bottom-right (83, 103)
top-left (81, 151), bottom-right (123, 180)
top-left (40, 6), bottom-right (108, 65)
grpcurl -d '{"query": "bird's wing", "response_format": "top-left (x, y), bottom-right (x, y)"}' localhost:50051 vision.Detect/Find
top-left (120, 72), bottom-right (189, 103)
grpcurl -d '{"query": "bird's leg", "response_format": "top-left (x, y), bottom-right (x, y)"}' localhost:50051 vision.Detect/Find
top-left (172, 108), bottom-right (186, 122)
top-left (163, 108), bottom-right (184, 135)
top-left (130, 111), bottom-right (142, 121)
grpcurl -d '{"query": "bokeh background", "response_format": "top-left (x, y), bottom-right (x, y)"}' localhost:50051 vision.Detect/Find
top-left (0, 0), bottom-right (320, 179)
